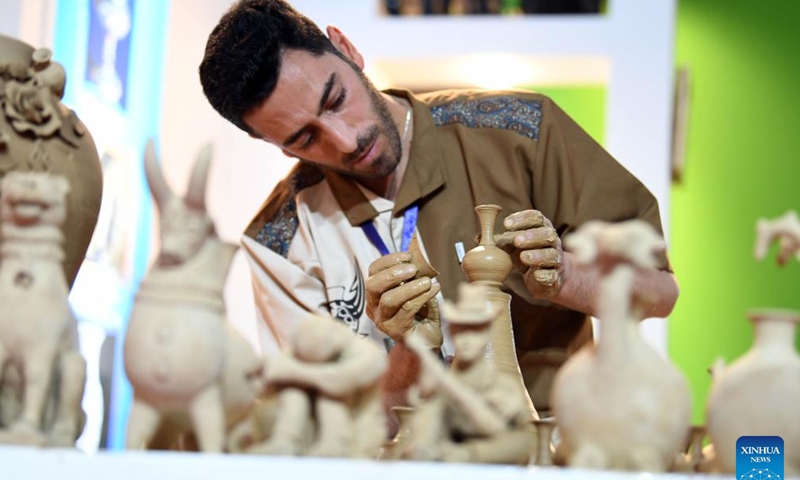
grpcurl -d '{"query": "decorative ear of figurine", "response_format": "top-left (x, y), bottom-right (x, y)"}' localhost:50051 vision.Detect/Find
top-left (123, 140), bottom-right (262, 453)
top-left (0, 172), bottom-right (87, 447)
top-left (550, 219), bottom-right (691, 472)
top-left (0, 35), bottom-right (103, 288)
top-left (460, 204), bottom-right (538, 422)
top-left (402, 283), bottom-right (534, 465)
top-left (253, 312), bottom-right (388, 459)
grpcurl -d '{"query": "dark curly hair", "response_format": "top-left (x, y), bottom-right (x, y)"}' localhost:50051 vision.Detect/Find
top-left (199, 0), bottom-right (340, 134)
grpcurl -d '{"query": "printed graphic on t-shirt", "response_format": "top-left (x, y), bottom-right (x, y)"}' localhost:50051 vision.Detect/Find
top-left (325, 259), bottom-right (365, 331)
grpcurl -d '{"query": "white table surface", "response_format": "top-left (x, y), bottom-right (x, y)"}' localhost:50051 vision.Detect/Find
top-left (0, 446), bottom-right (754, 480)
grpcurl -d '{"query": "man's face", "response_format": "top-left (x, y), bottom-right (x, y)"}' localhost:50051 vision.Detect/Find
top-left (244, 49), bottom-right (402, 180)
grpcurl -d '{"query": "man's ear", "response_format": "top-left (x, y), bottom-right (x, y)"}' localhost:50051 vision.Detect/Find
top-left (327, 25), bottom-right (364, 70)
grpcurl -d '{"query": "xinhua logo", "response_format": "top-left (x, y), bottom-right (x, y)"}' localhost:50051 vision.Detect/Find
top-left (737, 436), bottom-right (784, 480)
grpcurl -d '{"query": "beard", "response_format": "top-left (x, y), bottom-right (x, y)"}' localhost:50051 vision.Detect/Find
top-left (299, 67), bottom-right (403, 180)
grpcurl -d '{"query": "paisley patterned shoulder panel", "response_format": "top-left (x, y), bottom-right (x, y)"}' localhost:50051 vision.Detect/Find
top-left (254, 164), bottom-right (325, 258)
top-left (430, 95), bottom-right (542, 141)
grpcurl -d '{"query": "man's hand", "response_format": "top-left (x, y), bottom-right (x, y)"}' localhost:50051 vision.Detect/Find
top-left (500, 210), bottom-right (565, 298)
top-left (366, 252), bottom-right (443, 349)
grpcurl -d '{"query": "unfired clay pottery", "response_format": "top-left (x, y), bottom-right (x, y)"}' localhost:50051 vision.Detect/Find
top-left (671, 425), bottom-right (708, 473)
top-left (261, 312), bottom-right (388, 459)
top-left (705, 309), bottom-right (800, 475)
top-left (226, 387), bottom-right (314, 455)
top-left (0, 172), bottom-right (87, 447)
top-left (550, 220), bottom-right (691, 472)
top-left (754, 209), bottom-right (800, 266)
top-left (533, 418), bottom-right (556, 466)
top-left (461, 204), bottom-right (538, 422)
top-left (124, 141), bottom-right (262, 453)
top-left (403, 283), bottom-right (534, 465)
top-left (0, 34), bottom-right (103, 288)
top-left (377, 406), bottom-right (414, 460)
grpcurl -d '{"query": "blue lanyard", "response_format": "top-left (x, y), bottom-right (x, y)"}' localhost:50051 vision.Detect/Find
top-left (361, 204), bottom-right (419, 255)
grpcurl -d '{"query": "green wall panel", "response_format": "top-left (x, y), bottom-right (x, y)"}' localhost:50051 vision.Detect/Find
top-left (670, 0), bottom-right (800, 425)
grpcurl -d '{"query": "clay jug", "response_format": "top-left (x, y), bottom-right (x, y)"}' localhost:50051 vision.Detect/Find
top-left (706, 309), bottom-right (800, 475)
top-left (460, 204), bottom-right (537, 422)
top-left (378, 406), bottom-right (414, 460)
top-left (0, 34), bottom-right (103, 288)
top-left (550, 220), bottom-right (691, 472)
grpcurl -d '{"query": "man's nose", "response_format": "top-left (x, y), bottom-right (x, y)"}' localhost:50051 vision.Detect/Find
top-left (325, 119), bottom-right (359, 155)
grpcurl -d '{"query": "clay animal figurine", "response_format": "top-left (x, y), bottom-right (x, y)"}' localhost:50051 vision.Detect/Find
top-left (257, 312), bottom-right (388, 459)
top-left (0, 172), bottom-right (86, 447)
top-left (704, 211), bottom-right (800, 475)
top-left (124, 140), bottom-right (262, 453)
top-left (754, 209), bottom-right (800, 266)
top-left (550, 219), bottom-right (691, 472)
top-left (403, 282), bottom-right (534, 465)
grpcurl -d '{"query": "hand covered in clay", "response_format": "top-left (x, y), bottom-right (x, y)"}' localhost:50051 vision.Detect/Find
top-left (366, 252), bottom-right (443, 349)
top-left (498, 210), bottom-right (565, 298)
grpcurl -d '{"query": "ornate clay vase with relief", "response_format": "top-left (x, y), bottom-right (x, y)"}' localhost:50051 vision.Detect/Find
top-left (0, 34), bottom-right (103, 288)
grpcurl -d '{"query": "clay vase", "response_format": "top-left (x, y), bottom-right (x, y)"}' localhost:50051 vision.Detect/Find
top-left (533, 418), bottom-right (556, 466)
top-left (0, 34), bottom-right (103, 288)
top-left (460, 204), bottom-right (537, 422)
top-left (706, 309), bottom-right (800, 475)
top-left (378, 406), bottom-right (414, 460)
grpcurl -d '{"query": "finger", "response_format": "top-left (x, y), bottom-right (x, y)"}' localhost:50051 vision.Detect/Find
top-left (401, 281), bottom-right (441, 316)
top-left (493, 231), bottom-right (519, 251)
top-left (366, 262), bottom-right (418, 298)
top-left (381, 284), bottom-right (438, 339)
top-left (368, 251), bottom-right (412, 276)
top-left (381, 310), bottom-right (416, 339)
top-left (520, 247), bottom-right (561, 269)
top-left (503, 210), bottom-right (545, 231)
top-left (514, 226), bottom-right (560, 250)
top-left (379, 277), bottom-right (432, 311)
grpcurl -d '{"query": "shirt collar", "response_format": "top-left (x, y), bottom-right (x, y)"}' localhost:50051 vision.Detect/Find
top-left (324, 88), bottom-right (448, 226)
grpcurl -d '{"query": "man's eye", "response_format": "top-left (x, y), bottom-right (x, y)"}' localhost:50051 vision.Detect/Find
top-left (299, 132), bottom-right (316, 150)
top-left (329, 88), bottom-right (346, 111)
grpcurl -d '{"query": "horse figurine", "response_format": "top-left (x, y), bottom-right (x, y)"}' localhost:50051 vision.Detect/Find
top-left (0, 171), bottom-right (86, 447)
top-left (124, 140), bottom-right (262, 452)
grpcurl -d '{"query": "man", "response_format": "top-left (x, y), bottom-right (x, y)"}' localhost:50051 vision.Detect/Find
top-left (199, 0), bottom-right (678, 424)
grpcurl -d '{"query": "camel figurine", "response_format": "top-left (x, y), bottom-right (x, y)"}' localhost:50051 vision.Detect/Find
top-left (123, 140), bottom-right (262, 452)
top-left (550, 219), bottom-right (691, 472)
top-left (0, 172), bottom-right (87, 447)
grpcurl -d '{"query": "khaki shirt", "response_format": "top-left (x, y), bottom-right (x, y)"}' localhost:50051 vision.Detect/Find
top-left (243, 88), bottom-right (668, 394)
